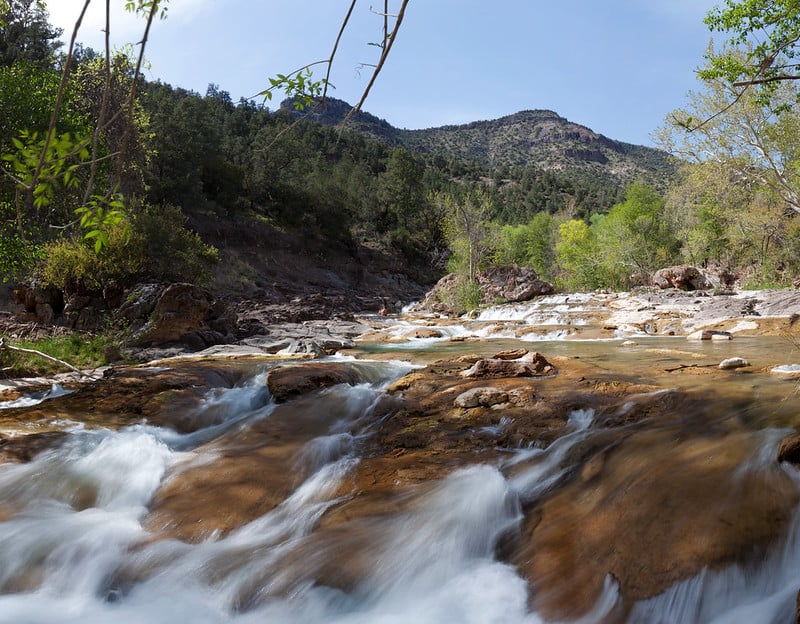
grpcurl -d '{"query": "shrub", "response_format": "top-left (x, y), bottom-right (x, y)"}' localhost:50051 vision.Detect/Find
top-left (39, 201), bottom-right (218, 294)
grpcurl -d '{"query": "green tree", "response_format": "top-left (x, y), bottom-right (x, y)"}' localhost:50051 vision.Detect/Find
top-left (702, 1), bottom-right (800, 94)
top-left (555, 218), bottom-right (601, 291)
top-left (494, 211), bottom-right (556, 279)
top-left (593, 182), bottom-right (678, 286)
top-left (661, 46), bottom-right (800, 215)
top-left (377, 147), bottom-right (425, 233)
top-left (0, 0), bottom-right (62, 68)
top-left (440, 189), bottom-right (494, 282)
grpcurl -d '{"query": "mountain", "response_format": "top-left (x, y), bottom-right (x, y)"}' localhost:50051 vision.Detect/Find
top-left (282, 98), bottom-right (675, 187)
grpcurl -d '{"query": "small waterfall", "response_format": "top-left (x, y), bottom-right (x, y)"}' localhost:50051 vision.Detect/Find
top-left (0, 383), bottom-right (71, 409)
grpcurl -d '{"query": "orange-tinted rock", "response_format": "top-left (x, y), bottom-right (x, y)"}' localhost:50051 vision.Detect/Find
top-left (461, 351), bottom-right (555, 378)
top-left (266, 362), bottom-right (366, 402)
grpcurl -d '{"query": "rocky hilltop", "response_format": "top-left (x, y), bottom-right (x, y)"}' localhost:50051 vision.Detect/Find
top-left (283, 98), bottom-right (674, 187)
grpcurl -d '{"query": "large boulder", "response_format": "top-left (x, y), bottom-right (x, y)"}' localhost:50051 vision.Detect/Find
top-left (652, 265), bottom-right (712, 291)
top-left (461, 350), bottom-right (556, 378)
top-left (477, 264), bottom-right (554, 303)
top-left (413, 266), bottom-right (554, 315)
top-left (118, 283), bottom-right (235, 349)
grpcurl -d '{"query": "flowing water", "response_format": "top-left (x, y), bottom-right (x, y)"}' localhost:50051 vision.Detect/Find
top-left (2, 303), bottom-right (800, 623)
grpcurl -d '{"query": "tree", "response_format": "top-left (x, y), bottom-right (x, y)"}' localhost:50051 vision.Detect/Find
top-left (555, 218), bottom-right (601, 291)
top-left (660, 48), bottom-right (800, 215)
top-left (440, 189), bottom-right (494, 282)
top-left (703, 0), bottom-right (800, 93)
top-left (493, 211), bottom-right (556, 279)
top-left (593, 182), bottom-right (678, 284)
top-left (0, 0), bottom-right (62, 68)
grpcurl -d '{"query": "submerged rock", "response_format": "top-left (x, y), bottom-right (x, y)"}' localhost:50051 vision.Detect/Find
top-left (718, 357), bottom-right (750, 370)
top-left (778, 432), bottom-right (800, 465)
top-left (771, 364), bottom-right (800, 378)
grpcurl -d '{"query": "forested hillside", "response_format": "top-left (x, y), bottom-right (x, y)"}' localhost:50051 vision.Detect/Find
top-left (3, 1), bottom-right (800, 320)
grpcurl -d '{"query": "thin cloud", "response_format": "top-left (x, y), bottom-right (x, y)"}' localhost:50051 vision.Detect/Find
top-left (46, 0), bottom-right (214, 49)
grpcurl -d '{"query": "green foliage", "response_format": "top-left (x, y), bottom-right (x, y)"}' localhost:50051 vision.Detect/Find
top-left (454, 278), bottom-right (482, 314)
top-left (433, 275), bottom-right (482, 316)
top-left (440, 189), bottom-right (495, 281)
top-left (702, 0), bottom-right (800, 101)
top-left (124, 0), bottom-right (169, 19)
top-left (554, 218), bottom-right (602, 291)
top-left (260, 67), bottom-right (328, 111)
top-left (2, 129), bottom-right (89, 208)
top-left (592, 182), bottom-right (679, 285)
top-left (0, 332), bottom-right (111, 377)
top-left (39, 201), bottom-right (218, 294)
top-left (493, 211), bottom-right (556, 278)
top-left (131, 202), bottom-right (219, 283)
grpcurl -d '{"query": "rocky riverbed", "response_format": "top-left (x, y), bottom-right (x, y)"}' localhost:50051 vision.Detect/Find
top-left (2, 287), bottom-right (800, 622)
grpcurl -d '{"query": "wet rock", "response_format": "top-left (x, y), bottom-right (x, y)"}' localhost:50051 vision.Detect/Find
top-left (778, 432), bottom-right (800, 465)
top-left (240, 321), bottom-right (366, 355)
top-left (771, 364), bottom-right (800, 378)
top-left (454, 386), bottom-right (509, 409)
top-left (516, 426), bottom-right (799, 620)
top-left (686, 329), bottom-right (733, 341)
top-left (461, 351), bottom-right (555, 378)
top-left (492, 348), bottom-right (529, 360)
top-left (718, 357), bottom-right (750, 370)
top-left (407, 328), bottom-right (443, 339)
top-left (266, 362), bottom-right (365, 402)
top-left (652, 265), bottom-right (712, 291)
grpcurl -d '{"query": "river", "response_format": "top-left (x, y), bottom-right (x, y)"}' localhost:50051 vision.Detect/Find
top-left (1, 297), bottom-right (800, 623)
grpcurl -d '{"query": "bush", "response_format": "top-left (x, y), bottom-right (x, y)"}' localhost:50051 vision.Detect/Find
top-left (39, 200), bottom-right (218, 295)
top-left (455, 279), bottom-right (482, 313)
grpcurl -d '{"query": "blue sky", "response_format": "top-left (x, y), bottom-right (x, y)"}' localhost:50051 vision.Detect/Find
top-left (47, 1), bottom-right (721, 146)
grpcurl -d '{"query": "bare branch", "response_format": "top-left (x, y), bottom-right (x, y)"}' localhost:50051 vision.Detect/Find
top-left (83, 0), bottom-right (113, 204)
top-left (30, 0), bottom-right (92, 208)
top-left (733, 73), bottom-right (800, 87)
top-left (110, 0), bottom-right (160, 198)
top-left (320, 0), bottom-right (358, 103)
top-left (342, 0), bottom-right (409, 127)
top-left (0, 337), bottom-right (92, 378)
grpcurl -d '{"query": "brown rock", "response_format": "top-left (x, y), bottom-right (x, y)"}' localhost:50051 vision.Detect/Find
top-left (779, 432), bottom-right (800, 465)
top-left (686, 329), bottom-right (733, 341)
top-left (653, 265), bottom-right (712, 290)
top-left (453, 386), bottom-right (509, 409)
top-left (461, 351), bottom-right (555, 378)
top-left (477, 264), bottom-right (554, 303)
top-left (266, 362), bottom-right (365, 402)
top-left (492, 348), bottom-right (529, 360)
top-left (122, 283), bottom-right (234, 349)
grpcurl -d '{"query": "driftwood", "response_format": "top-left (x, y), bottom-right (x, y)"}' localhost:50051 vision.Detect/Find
top-left (663, 363), bottom-right (718, 373)
top-left (0, 336), bottom-right (92, 379)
